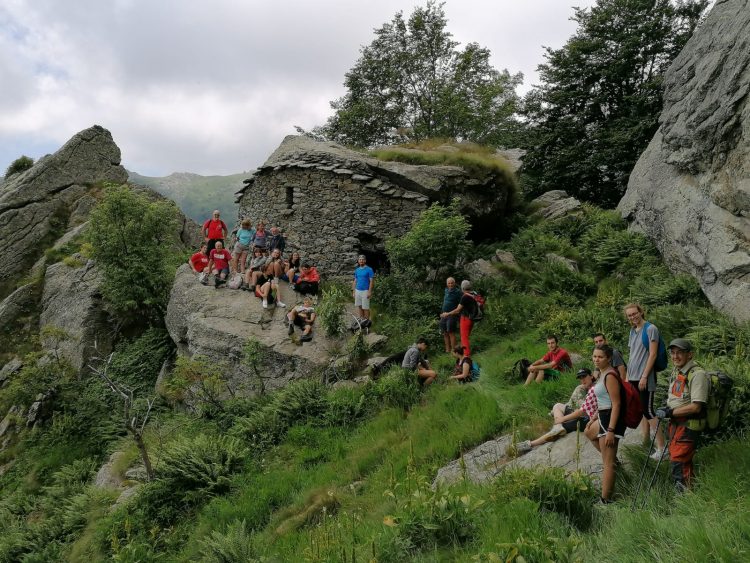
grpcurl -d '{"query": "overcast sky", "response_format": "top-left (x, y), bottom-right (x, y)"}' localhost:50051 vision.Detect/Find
top-left (0, 0), bottom-right (596, 177)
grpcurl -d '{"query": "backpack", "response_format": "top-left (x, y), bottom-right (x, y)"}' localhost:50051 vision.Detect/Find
top-left (512, 358), bottom-right (531, 382)
top-left (469, 291), bottom-right (485, 322)
top-left (684, 367), bottom-right (734, 431)
top-left (470, 361), bottom-right (481, 382)
top-left (641, 321), bottom-right (668, 372)
top-left (227, 273), bottom-right (243, 289)
top-left (603, 370), bottom-right (642, 429)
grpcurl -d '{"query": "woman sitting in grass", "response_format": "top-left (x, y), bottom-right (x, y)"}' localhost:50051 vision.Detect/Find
top-left (448, 345), bottom-right (473, 384)
top-left (588, 344), bottom-right (625, 503)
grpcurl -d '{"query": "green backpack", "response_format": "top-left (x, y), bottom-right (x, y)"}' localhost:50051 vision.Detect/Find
top-left (687, 367), bottom-right (734, 431)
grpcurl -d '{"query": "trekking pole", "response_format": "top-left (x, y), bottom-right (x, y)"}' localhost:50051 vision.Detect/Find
top-left (640, 423), bottom-right (676, 510)
top-left (631, 417), bottom-right (661, 511)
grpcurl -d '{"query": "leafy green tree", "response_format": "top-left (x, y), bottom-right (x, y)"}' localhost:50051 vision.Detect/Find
top-left (5, 155), bottom-right (34, 178)
top-left (317, 1), bottom-right (522, 147)
top-left (521, 0), bottom-right (708, 206)
top-left (88, 185), bottom-right (182, 322)
top-left (386, 199), bottom-right (470, 276)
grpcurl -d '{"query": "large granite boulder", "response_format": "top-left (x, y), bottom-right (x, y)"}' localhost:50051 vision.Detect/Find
top-left (165, 265), bottom-right (340, 396)
top-left (618, 0), bottom-right (750, 322)
top-left (39, 258), bottom-right (113, 372)
top-left (0, 126), bottom-right (128, 294)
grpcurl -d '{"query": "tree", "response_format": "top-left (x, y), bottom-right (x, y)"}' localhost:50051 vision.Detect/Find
top-left (521, 0), bottom-right (708, 207)
top-left (88, 185), bottom-right (182, 322)
top-left (5, 155), bottom-right (34, 178)
top-left (317, 1), bottom-right (522, 147)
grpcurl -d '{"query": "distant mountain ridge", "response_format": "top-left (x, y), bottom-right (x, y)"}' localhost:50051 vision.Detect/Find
top-left (128, 170), bottom-right (245, 223)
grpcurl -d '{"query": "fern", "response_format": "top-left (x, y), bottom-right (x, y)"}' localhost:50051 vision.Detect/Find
top-left (200, 519), bottom-right (258, 563)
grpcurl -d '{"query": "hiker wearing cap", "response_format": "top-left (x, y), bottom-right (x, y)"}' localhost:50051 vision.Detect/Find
top-left (624, 303), bottom-right (666, 457)
top-left (353, 255), bottom-right (375, 324)
top-left (589, 343), bottom-right (625, 503)
top-left (440, 277), bottom-right (462, 353)
top-left (440, 279), bottom-right (478, 356)
top-left (203, 210), bottom-right (228, 255)
top-left (523, 335), bottom-right (573, 385)
top-left (517, 367), bottom-right (597, 453)
top-left (593, 333), bottom-right (627, 381)
top-left (656, 338), bottom-right (710, 490)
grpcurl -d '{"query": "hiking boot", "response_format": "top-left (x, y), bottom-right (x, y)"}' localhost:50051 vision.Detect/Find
top-left (276, 300), bottom-right (286, 308)
top-left (288, 322), bottom-right (295, 335)
top-left (262, 299), bottom-right (268, 309)
top-left (200, 279), bottom-right (209, 286)
top-left (300, 334), bottom-right (312, 342)
top-left (289, 283), bottom-right (296, 291)
top-left (516, 440), bottom-right (532, 454)
top-left (550, 423), bottom-right (565, 436)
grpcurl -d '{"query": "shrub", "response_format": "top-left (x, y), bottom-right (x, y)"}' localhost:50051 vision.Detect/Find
top-left (5, 155), bottom-right (34, 178)
top-left (108, 328), bottom-right (174, 390)
top-left (368, 367), bottom-right (421, 410)
top-left (317, 284), bottom-right (348, 337)
top-left (200, 519), bottom-right (258, 563)
top-left (528, 262), bottom-right (596, 302)
top-left (374, 270), bottom-right (440, 318)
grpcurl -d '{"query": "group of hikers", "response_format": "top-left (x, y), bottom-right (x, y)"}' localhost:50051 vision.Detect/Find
top-left (193, 210), bottom-right (715, 503)
top-left (189, 210), bottom-right (375, 342)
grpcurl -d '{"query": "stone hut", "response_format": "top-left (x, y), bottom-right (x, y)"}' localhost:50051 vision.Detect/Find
top-left (235, 136), bottom-right (517, 276)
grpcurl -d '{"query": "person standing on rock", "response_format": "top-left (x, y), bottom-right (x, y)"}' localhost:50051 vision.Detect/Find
top-left (656, 338), bottom-right (710, 491)
top-left (208, 241), bottom-right (232, 288)
top-left (203, 210), bottom-right (228, 255)
top-left (589, 343), bottom-right (625, 503)
top-left (232, 218), bottom-right (255, 274)
top-left (353, 255), bottom-right (374, 326)
top-left (593, 333), bottom-right (627, 381)
top-left (189, 243), bottom-right (210, 285)
top-left (253, 221), bottom-right (268, 251)
top-left (624, 302), bottom-right (666, 457)
top-left (267, 226), bottom-right (286, 255)
top-left (440, 277), bottom-right (462, 353)
top-left (440, 280), bottom-right (479, 356)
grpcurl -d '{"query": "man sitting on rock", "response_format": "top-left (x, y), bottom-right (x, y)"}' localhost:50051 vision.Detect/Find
top-left (402, 337), bottom-right (437, 387)
top-left (208, 240), bottom-right (232, 288)
top-left (189, 243), bottom-right (210, 285)
top-left (524, 335), bottom-right (573, 385)
top-left (517, 367), bottom-right (597, 454)
top-left (287, 296), bottom-right (316, 342)
top-left (296, 263), bottom-right (320, 295)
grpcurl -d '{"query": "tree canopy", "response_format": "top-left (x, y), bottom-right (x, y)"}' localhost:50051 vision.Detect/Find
top-left (521, 0), bottom-right (708, 207)
top-left (316, 1), bottom-right (522, 148)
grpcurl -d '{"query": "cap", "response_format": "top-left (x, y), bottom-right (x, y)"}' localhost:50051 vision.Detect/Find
top-left (668, 338), bottom-right (692, 352)
top-left (576, 368), bottom-right (592, 378)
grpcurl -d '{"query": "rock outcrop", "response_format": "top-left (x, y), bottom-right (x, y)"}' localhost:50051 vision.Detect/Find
top-left (0, 125), bottom-right (128, 294)
top-left (236, 135), bottom-right (517, 275)
top-left (618, 0), bottom-right (750, 322)
top-left (530, 190), bottom-right (583, 221)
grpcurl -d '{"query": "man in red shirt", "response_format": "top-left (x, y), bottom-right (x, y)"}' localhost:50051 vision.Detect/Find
top-left (208, 241), bottom-right (232, 287)
top-left (189, 243), bottom-right (210, 285)
top-left (525, 335), bottom-right (573, 385)
top-left (202, 210), bottom-right (228, 255)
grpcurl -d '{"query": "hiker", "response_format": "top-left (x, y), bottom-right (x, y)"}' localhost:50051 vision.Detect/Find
top-left (189, 243), bottom-right (210, 285)
top-left (232, 218), bottom-right (255, 274)
top-left (282, 251), bottom-right (302, 289)
top-left (439, 280), bottom-right (478, 356)
top-left (207, 241), bottom-right (232, 287)
top-left (593, 333), bottom-right (627, 381)
top-left (243, 247), bottom-right (268, 290)
top-left (625, 302), bottom-right (666, 457)
top-left (253, 221), bottom-right (268, 251)
top-left (440, 277), bottom-right (462, 353)
top-left (247, 249), bottom-right (284, 289)
top-left (402, 337), bottom-right (436, 387)
top-left (254, 272), bottom-right (286, 309)
top-left (448, 345), bottom-right (475, 384)
top-left (589, 343), bottom-right (625, 503)
top-left (524, 335), bottom-right (573, 385)
top-left (287, 296), bottom-right (316, 342)
top-left (296, 263), bottom-right (321, 295)
top-left (267, 226), bottom-right (286, 254)
top-left (517, 367), bottom-right (597, 453)
top-left (353, 254), bottom-right (374, 323)
top-left (202, 210), bottom-right (228, 254)
top-left (656, 338), bottom-right (710, 490)
top-left (265, 248), bottom-right (286, 279)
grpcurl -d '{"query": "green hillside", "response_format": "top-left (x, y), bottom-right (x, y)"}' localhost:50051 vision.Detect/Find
top-left (128, 170), bottom-right (246, 223)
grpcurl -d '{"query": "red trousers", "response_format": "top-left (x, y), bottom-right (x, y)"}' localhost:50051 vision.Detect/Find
top-left (459, 316), bottom-right (474, 356)
top-left (668, 423), bottom-right (699, 489)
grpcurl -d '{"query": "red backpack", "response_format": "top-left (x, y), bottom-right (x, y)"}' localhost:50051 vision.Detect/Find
top-left (603, 369), bottom-right (642, 429)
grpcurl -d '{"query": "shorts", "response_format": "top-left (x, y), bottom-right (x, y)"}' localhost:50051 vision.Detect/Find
top-left (254, 285), bottom-right (275, 303)
top-left (562, 414), bottom-right (590, 434)
top-left (233, 242), bottom-right (250, 254)
top-left (597, 409), bottom-right (626, 439)
top-left (293, 315), bottom-right (313, 328)
top-left (439, 315), bottom-right (458, 334)
top-left (543, 368), bottom-right (562, 381)
top-left (628, 381), bottom-right (656, 419)
top-left (281, 273), bottom-right (299, 283)
top-left (213, 267), bottom-right (229, 277)
top-left (354, 289), bottom-right (370, 309)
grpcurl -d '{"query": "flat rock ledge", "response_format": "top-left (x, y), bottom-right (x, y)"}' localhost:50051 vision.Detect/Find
top-left (434, 428), bottom-right (642, 488)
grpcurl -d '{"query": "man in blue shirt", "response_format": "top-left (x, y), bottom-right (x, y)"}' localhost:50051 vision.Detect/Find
top-left (440, 277), bottom-right (462, 352)
top-left (353, 254), bottom-right (375, 325)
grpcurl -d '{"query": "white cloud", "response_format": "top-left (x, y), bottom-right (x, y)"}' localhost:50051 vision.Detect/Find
top-left (0, 0), bottom-right (595, 176)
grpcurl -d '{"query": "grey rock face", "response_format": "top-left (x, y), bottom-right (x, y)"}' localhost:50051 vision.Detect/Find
top-left (39, 258), bottom-right (113, 372)
top-left (0, 283), bottom-right (38, 329)
top-left (0, 125), bottom-right (127, 291)
top-left (464, 258), bottom-right (501, 280)
top-left (530, 190), bottom-right (583, 221)
top-left (0, 358), bottom-right (23, 388)
top-left (236, 135), bottom-right (517, 276)
top-left (618, 0), bottom-right (750, 322)
top-left (546, 253), bottom-right (579, 273)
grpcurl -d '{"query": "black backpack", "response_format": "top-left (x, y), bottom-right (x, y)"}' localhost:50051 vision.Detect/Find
top-left (512, 358), bottom-right (531, 382)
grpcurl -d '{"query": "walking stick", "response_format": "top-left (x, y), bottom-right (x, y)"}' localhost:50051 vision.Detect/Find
top-left (640, 422), bottom-right (677, 509)
top-left (631, 417), bottom-right (662, 511)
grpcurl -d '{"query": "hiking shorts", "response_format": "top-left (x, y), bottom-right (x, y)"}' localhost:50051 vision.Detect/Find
top-left (354, 289), bottom-right (370, 309)
top-left (439, 314), bottom-right (458, 334)
top-left (561, 405), bottom-right (589, 433)
top-left (597, 408), bottom-right (626, 439)
top-left (628, 382), bottom-right (656, 420)
top-left (233, 242), bottom-right (250, 255)
top-left (543, 368), bottom-right (562, 381)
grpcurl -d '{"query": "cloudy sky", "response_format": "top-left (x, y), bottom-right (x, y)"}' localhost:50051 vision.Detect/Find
top-left (0, 0), bottom-right (596, 177)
